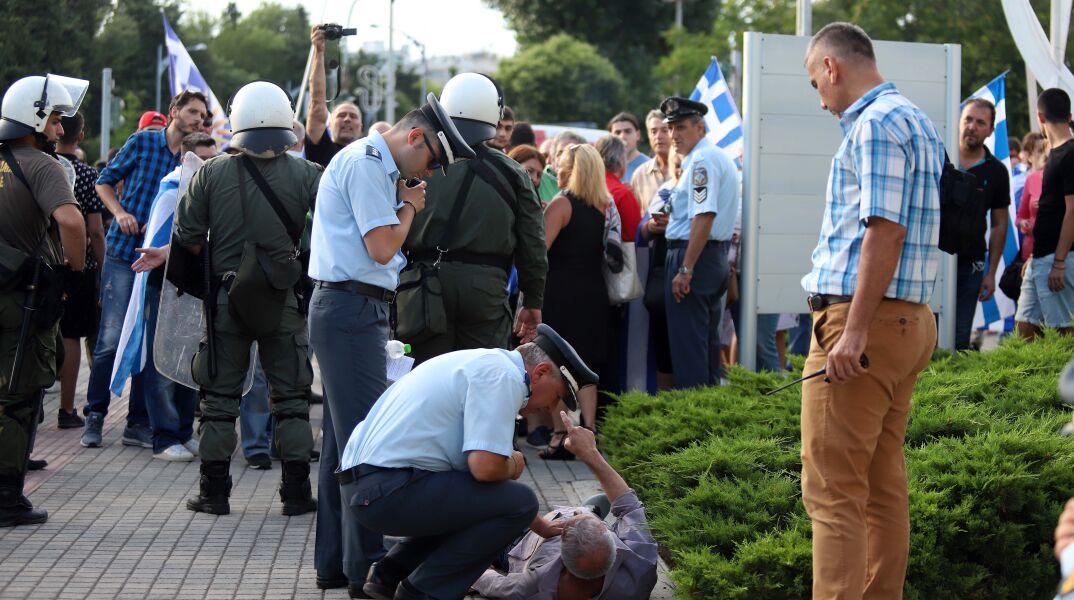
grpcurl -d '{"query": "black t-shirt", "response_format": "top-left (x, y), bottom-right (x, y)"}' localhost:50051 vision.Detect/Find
top-left (1032, 138), bottom-right (1074, 258)
top-left (304, 132), bottom-right (345, 168)
top-left (963, 147), bottom-right (1011, 261)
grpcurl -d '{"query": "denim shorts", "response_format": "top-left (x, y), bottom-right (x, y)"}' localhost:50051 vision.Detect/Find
top-left (1015, 253), bottom-right (1074, 327)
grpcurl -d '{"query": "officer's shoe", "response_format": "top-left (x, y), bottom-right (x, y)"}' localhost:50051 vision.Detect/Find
top-left (362, 560), bottom-right (406, 600)
top-left (279, 461), bottom-right (316, 516)
top-left (0, 488), bottom-right (47, 527)
top-left (393, 579), bottom-right (431, 600)
top-left (186, 461), bottom-right (231, 515)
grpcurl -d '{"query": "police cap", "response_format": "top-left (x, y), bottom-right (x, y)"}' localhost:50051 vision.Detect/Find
top-left (532, 324), bottom-right (599, 411)
top-left (418, 92), bottom-right (477, 176)
top-left (660, 96), bottom-right (708, 124)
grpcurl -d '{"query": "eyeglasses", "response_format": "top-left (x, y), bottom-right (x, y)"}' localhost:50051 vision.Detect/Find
top-left (421, 133), bottom-right (442, 172)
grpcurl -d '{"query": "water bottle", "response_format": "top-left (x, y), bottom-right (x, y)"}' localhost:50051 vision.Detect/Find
top-left (386, 340), bottom-right (411, 360)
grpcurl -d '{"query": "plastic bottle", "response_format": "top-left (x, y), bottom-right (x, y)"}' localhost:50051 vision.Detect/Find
top-left (386, 340), bottom-right (412, 359)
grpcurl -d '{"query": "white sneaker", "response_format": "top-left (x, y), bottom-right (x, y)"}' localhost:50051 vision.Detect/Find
top-left (182, 438), bottom-right (200, 457)
top-left (153, 444), bottom-right (195, 462)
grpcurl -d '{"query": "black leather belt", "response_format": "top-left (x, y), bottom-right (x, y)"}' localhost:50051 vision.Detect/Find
top-left (666, 240), bottom-right (726, 249)
top-left (315, 280), bottom-right (397, 304)
top-left (408, 251), bottom-right (511, 273)
top-left (807, 293), bottom-right (853, 312)
top-left (336, 463), bottom-right (404, 485)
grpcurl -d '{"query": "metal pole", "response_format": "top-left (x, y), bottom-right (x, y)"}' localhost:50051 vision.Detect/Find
top-left (155, 44), bottom-right (162, 113)
top-left (796, 0), bottom-right (812, 37)
top-left (739, 32), bottom-right (763, 371)
top-left (100, 68), bottom-right (112, 162)
top-left (421, 45), bottom-right (428, 101)
top-left (937, 43), bottom-right (962, 350)
top-left (675, 0), bottom-right (683, 28)
top-left (386, 0), bottom-right (396, 122)
top-left (1028, 66), bottom-right (1040, 133)
top-left (1052, 0), bottom-right (1064, 63)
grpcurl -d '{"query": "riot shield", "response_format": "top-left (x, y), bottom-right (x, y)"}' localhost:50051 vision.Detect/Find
top-left (155, 152), bottom-right (257, 393)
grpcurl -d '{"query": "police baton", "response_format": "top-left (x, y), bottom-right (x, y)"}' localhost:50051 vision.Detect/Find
top-left (764, 354), bottom-right (869, 396)
top-left (7, 259), bottom-right (42, 393)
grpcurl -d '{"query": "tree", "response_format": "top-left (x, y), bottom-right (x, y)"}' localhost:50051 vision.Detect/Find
top-left (496, 34), bottom-right (627, 124)
top-left (0, 0), bottom-right (111, 93)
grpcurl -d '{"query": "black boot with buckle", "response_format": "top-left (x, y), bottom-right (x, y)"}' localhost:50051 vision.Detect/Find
top-left (279, 461), bottom-right (317, 516)
top-left (186, 461), bottom-right (232, 515)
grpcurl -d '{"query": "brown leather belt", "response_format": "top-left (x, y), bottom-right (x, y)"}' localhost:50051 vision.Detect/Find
top-left (315, 280), bottom-right (397, 304)
top-left (806, 293), bottom-right (852, 312)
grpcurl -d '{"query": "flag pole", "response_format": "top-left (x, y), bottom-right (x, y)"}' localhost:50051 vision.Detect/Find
top-left (295, 47), bottom-right (315, 121)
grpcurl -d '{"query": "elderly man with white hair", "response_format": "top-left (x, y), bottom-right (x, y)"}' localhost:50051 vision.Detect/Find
top-left (473, 412), bottom-right (659, 599)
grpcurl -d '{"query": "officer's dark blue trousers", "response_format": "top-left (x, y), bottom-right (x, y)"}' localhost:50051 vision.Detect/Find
top-left (344, 468), bottom-right (539, 600)
top-left (309, 287), bottom-right (388, 583)
top-left (665, 243), bottom-right (729, 388)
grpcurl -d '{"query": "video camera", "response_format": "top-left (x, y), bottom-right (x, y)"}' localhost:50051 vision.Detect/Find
top-left (318, 23), bottom-right (357, 41)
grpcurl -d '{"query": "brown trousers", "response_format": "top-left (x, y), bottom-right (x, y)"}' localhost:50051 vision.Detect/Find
top-left (801, 300), bottom-right (935, 600)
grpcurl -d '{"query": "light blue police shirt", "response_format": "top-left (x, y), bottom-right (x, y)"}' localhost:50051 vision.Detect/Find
top-left (340, 349), bottom-right (529, 473)
top-left (665, 137), bottom-right (740, 241)
top-left (309, 131), bottom-right (407, 290)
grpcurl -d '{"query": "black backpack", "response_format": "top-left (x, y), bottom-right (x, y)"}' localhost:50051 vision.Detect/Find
top-left (938, 152), bottom-right (987, 257)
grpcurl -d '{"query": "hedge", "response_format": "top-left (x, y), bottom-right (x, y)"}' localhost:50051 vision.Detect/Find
top-left (602, 332), bottom-right (1074, 599)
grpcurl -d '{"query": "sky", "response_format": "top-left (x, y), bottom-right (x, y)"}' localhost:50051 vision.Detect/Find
top-left (183, 0), bottom-right (519, 58)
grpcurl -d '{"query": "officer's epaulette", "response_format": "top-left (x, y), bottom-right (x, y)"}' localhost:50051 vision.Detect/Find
top-left (366, 145), bottom-right (382, 160)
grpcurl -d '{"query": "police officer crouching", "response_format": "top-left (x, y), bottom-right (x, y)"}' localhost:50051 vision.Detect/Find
top-left (659, 97), bottom-right (741, 389)
top-left (173, 81), bottom-right (323, 516)
top-left (338, 324), bottom-right (598, 600)
top-left (0, 74), bottom-right (89, 526)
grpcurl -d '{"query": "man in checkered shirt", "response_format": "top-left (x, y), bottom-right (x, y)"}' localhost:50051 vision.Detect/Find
top-left (799, 23), bottom-right (943, 599)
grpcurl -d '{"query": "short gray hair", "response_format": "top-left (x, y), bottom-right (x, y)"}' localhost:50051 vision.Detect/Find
top-left (644, 109), bottom-right (665, 126)
top-left (561, 515), bottom-right (617, 579)
top-left (594, 135), bottom-right (626, 173)
top-left (517, 342), bottom-right (553, 370)
top-left (807, 22), bottom-right (875, 64)
top-left (555, 130), bottom-right (587, 147)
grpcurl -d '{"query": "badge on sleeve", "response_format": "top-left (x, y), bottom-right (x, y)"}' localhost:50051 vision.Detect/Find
top-left (692, 165), bottom-right (708, 204)
top-left (366, 144), bottom-right (382, 160)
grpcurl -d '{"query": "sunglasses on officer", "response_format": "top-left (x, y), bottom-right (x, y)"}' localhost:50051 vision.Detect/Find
top-left (421, 132), bottom-right (442, 172)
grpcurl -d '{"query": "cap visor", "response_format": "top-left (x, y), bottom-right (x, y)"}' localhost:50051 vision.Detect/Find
top-left (231, 128), bottom-right (298, 158)
top-left (562, 388), bottom-right (578, 412)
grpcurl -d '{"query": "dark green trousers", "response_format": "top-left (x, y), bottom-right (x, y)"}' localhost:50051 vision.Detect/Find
top-left (193, 297), bottom-right (313, 463)
top-left (0, 291), bottom-right (56, 485)
top-left (404, 262), bottom-right (513, 365)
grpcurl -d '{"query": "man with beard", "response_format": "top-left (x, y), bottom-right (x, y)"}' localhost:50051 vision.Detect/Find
top-left (956, 98), bottom-right (1010, 350)
top-left (306, 25), bottom-right (364, 168)
top-left (82, 90), bottom-right (207, 449)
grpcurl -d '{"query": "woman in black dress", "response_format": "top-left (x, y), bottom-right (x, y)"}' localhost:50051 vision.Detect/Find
top-left (540, 143), bottom-right (612, 458)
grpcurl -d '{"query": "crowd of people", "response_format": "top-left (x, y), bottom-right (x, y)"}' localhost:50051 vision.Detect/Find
top-left (2, 17), bottom-right (1074, 600)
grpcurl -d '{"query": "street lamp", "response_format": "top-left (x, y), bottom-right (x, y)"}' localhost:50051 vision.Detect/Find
top-left (155, 42), bottom-right (208, 112)
top-left (370, 24), bottom-right (428, 103)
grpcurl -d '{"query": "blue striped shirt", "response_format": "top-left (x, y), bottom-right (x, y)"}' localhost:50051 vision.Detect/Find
top-left (96, 130), bottom-right (181, 263)
top-left (801, 83), bottom-right (944, 304)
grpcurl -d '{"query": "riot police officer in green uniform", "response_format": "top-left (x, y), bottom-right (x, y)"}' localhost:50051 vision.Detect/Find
top-left (0, 74), bottom-right (88, 526)
top-left (174, 81), bottom-right (322, 516)
top-left (399, 73), bottom-right (547, 361)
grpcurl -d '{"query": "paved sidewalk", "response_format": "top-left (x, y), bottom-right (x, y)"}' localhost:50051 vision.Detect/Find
top-left (0, 364), bottom-right (673, 599)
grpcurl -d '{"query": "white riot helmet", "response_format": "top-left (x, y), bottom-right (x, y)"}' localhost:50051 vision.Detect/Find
top-left (439, 73), bottom-right (504, 146)
top-left (227, 81), bottom-right (298, 158)
top-left (0, 74), bottom-right (89, 141)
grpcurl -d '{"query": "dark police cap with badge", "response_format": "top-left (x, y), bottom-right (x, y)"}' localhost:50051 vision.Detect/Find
top-left (532, 324), bottom-right (599, 412)
top-left (660, 96), bottom-right (709, 124)
top-left (418, 92), bottom-right (477, 176)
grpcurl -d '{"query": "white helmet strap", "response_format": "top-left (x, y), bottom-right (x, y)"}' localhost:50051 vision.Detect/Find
top-left (33, 75), bottom-right (50, 120)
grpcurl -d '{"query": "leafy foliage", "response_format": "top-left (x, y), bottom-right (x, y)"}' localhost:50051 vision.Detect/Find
top-left (603, 332), bottom-right (1074, 599)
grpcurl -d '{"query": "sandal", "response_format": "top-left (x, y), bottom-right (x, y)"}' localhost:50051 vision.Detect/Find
top-left (538, 433), bottom-right (574, 461)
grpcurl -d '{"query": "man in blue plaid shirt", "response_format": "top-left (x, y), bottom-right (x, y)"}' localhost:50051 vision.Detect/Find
top-left (80, 91), bottom-right (208, 450)
top-left (799, 23), bottom-right (943, 599)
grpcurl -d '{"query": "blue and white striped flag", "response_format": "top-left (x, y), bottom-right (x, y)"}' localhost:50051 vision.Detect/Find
top-left (965, 72), bottom-right (1020, 331)
top-left (689, 57), bottom-right (744, 165)
top-left (163, 13), bottom-right (229, 143)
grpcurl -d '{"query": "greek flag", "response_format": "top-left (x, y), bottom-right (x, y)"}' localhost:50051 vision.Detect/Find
top-left (689, 57), bottom-right (744, 165)
top-left (965, 72), bottom-right (1019, 331)
top-left (162, 13), bottom-right (229, 142)
top-left (109, 167), bottom-right (185, 395)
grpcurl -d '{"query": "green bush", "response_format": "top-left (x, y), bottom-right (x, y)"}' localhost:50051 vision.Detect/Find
top-left (602, 332), bottom-right (1074, 599)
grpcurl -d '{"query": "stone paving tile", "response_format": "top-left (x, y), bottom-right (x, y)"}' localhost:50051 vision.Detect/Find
top-left (0, 363), bottom-right (672, 600)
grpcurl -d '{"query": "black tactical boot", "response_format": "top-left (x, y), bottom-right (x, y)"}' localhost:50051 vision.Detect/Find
top-left (186, 461), bottom-right (232, 515)
top-left (0, 486), bottom-right (47, 527)
top-left (279, 461), bottom-right (317, 516)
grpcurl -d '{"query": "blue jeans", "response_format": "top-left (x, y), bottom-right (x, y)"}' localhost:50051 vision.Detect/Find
top-left (789, 313), bottom-right (812, 356)
top-left (83, 256), bottom-right (149, 427)
top-left (143, 284), bottom-right (197, 452)
top-left (955, 259), bottom-right (984, 350)
top-left (240, 362), bottom-right (272, 458)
